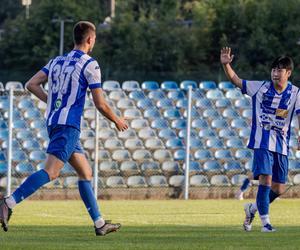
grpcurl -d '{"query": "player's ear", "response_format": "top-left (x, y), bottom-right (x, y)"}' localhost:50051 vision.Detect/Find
top-left (287, 70), bottom-right (292, 78)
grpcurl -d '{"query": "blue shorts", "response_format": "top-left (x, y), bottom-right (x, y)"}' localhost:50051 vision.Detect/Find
top-left (47, 125), bottom-right (84, 163)
top-left (252, 148), bottom-right (288, 184)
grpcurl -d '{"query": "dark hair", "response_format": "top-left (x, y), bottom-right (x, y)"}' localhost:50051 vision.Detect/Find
top-left (73, 21), bottom-right (96, 45)
top-left (271, 56), bottom-right (294, 71)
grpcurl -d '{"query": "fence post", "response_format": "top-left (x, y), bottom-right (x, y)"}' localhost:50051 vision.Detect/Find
top-left (93, 108), bottom-right (99, 199)
top-left (7, 88), bottom-right (13, 196)
top-left (184, 86), bottom-right (192, 200)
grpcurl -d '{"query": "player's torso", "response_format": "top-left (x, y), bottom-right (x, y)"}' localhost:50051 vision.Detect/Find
top-left (46, 50), bottom-right (91, 128)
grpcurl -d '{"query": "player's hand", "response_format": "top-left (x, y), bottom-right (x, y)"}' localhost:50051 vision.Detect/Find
top-left (220, 47), bottom-right (234, 65)
top-left (115, 117), bottom-right (129, 131)
top-left (297, 136), bottom-right (300, 150)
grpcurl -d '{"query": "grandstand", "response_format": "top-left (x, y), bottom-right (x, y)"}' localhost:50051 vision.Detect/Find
top-left (1, 79), bottom-right (300, 199)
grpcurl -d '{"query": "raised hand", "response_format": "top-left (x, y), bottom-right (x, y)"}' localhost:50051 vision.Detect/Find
top-left (220, 47), bottom-right (234, 65)
top-left (115, 117), bottom-right (129, 131)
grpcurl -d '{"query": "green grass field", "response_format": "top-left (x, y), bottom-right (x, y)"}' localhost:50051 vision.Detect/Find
top-left (1, 199), bottom-right (300, 250)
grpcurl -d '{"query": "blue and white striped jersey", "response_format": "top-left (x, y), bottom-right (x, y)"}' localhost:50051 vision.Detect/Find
top-left (242, 80), bottom-right (300, 155)
top-left (41, 49), bottom-right (101, 130)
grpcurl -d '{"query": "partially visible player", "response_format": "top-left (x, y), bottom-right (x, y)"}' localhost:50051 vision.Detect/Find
top-left (220, 47), bottom-right (300, 232)
top-left (0, 21), bottom-right (128, 236)
top-left (235, 175), bottom-right (252, 200)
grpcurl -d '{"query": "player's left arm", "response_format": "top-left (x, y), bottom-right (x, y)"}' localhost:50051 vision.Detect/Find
top-left (25, 70), bottom-right (48, 103)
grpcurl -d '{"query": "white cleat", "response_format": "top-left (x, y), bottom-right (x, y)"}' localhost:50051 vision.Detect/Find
top-left (235, 190), bottom-right (244, 200)
top-left (243, 203), bottom-right (255, 232)
top-left (261, 223), bottom-right (276, 233)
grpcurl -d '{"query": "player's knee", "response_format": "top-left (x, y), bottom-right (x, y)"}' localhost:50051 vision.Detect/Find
top-left (44, 168), bottom-right (60, 180)
top-left (78, 169), bottom-right (92, 180)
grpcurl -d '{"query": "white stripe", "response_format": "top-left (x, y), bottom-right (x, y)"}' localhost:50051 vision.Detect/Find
top-left (269, 129), bottom-right (276, 152)
top-left (254, 91), bottom-right (263, 148)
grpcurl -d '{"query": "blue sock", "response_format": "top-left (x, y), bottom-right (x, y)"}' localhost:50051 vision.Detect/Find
top-left (269, 189), bottom-right (279, 203)
top-left (12, 169), bottom-right (50, 203)
top-left (240, 178), bottom-right (250, 192)
top-left (256, 184), bottom-right (271, 216)
top-left (78, 180), bottom-right (101, 222)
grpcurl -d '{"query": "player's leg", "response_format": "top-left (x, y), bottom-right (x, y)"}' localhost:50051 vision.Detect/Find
top-left (68, 152), bottom-right (121, 236)
top-left (236, 173), bottom-right (252, 200)
top-left (0, 154), bottom-right (64, 232)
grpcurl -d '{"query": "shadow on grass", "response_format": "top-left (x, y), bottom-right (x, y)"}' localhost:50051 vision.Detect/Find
top-left (1, 225), bottom-right (300, 250)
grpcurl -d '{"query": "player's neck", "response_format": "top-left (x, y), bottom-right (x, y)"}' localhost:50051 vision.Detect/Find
top-left (273, 81), bottom-right (288, 94)
top-left (73, 45), bottom-right (89, 54)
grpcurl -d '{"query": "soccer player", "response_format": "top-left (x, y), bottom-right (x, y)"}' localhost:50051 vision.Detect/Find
top-left (220, 47), bottom-right (300, 232)
top-left (235, 176), bottom-right (251, 200)
top-left (0, 21), bottom-right (128, 236)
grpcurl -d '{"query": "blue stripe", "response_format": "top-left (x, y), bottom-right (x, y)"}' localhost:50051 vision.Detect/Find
top-left (241, 80), bottom-right (247, 94)
top-left (248, 94), bottom-right (257, 148)
top-left (41, 68), bottom-right (49, 75)
top-left (89, 83), bottom-right (102, 89)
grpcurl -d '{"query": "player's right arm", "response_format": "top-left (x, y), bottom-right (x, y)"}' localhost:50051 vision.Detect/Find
top-left (220, 47), bottom-right (243, 89)
top-left (25, 70), bottom-right (48, 103)
top-left (91, 88), bottom-right (128, 131)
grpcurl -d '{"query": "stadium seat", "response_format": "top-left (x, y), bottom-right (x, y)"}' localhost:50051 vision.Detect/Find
top-left (102, 80), bottom-right (121, 91)
top-left (153, 149), bottom-right (173, 162)
top-left (104, 138), bottom-right (124, 150)
top-left (83, 108), bottom-right (95, 120)
top-left (235, 149), bottom-right (253, 163)
top-left (0, 177), bottom-right (19, 188)
top-left (169, 175), bottom-right (185, 187)
top-left (119, 129), bottom-right (137, 139)
top-left (199, 81), bottom-right (217, 91)
top-left (198, 128), bottom-right (217, 138)
top-left (18, 98), bottom-right (34, 110)
top-left (1, 139), bottom-right (21, 150)
top-left (15, 162), bottom-right (35, 176)
top-left (128, 90), bottom-right (146, 100)
top-left (141, 161), bottom-right (161, 175)
top-left (222, 108), bottom-right (239, 120)
top-left (210, 175), bottom-right (231, 186)
top-left (166, 138), bottom-right (184, 149)
top-left (231, 118), bottom-right (248, 130)
top-left (218, 81), bottom-right (235, 91)
top-left (112, 149), bottom-right (131, 162)
top-left (161, 161), bottom-right (181, 175)
top-left (211, 118), bottom-right (228, 130)
top-left (173, 149), bottom-right (186, 161)
top-left (242, 109), bottom-right (252, 121)
top-left (151, 118), bottom-right (169, 129)
top-left (183, 161), bottom-right (202, 175)
top-left (145, 138), bottom-right (164, 149)
top-left (215, 98), bottom-right (232, 109)
top-left (183, 108), bottom-right (201, 118)
top-left (244, 160), bottom-right (252, 172)
top-left (171, 118), bottom-right (186, 130)
top-left (0, 129), bottom-right (8, 141)
top-left (163, 108), bottom-right (181, 120)
top-left (194, 149), bottom-right (213, 162)
top-left (202, 108), bottom-right (220, 120)
top-left (132, 149), bottom-right (151, 161)
top-left (226, 138), bottom-right (244, 149)
top-left (22, 139), bottom-right (40, 151)
top-left (238, 127), bottom-right (251, 140)
top-left (81, 129), bottom-right (95, 139)
top-left (13, 119), bottom-right (28, 129)
top-left (223, 160), bottom-right (243, 174)
top-left (136, 98), bottom-right (154, 110)
top-left (214, 149), bottom-right (233, 163)
top-left (141, 81), bottom-right (159, 91)
top-left (109, 90), bottom-right (126, 101)
top-left (138, 128), bottom-right (157, 140)
top-left (0, 82), bottom-right (4, 91)
top-left (206, 89), bottom-right (224, 99)
top-left (5, 81), bottom-right (23, 90)
top-left (120, 161), bottom-right (140, 176)
top-left (30, 119), bottom-right (46, 130)
top-left (123, 108), bottom-right (142, 119)
top-left (84, 98), bottom-right (94, 109)
top-left (144, 108), bottom-right (161, 120)
top-left (0, 151), bottom-right (6, 161)
top-left (231, 174), bottom-right (248, 186)
top-left (148, 175), bottom-right (168, 187)
top-left (36, 129), bottom-right (48, 141)
top-left (179, 80), bottom-right (197, 90)
top-left (161, 81), bottom-right (178, 90)
top-left (148, 90), bottom-right (166, 100)
top-left (289, 160), bottom-right (300, 174)
top-left (203, 160), bottom-right (222, 174)
top-left (178, 129), bottom-right (197, 139)
top-left (127, 176), bottom-right (147, 187)
top-left (61, 163), bottom-right (76, 176)
top-left (99, 161), bottom-right (120, 176)
top-left (12, 150), bottom-right (27, 163)
top-left (95, 150), bottom-right (111, 161)
top-left (158, 128), bottom-right (177, 140)
top-left (124, 138), bottom-right (144, 150)
top-left (190, 175), bottom-right (210, 187)
top-left (195, 98), bottom-right (212, 109)
top-left (191, 119), bottom-right (209, 130)
top-left (176, 99), bottom-right (188, 110)
top-left (234, 98), bottom-right (251, 110)
top-left (98, 128), bottom-right (117, 139)
top-left (218, 128), bottom-right (237, 139)
top-left (29, 150), bottom-right (47, 162)
top-left (63, 176), bottom-right (79, 188)
top-left (4, 109), bottom-right (22, 119)
top-left (225, 89), bottom-right (244, 99)
top-left (293, 174), bottom-right (300, 185)
top-left (0, 162), bottom-right (7, 176)
top-left (122, 80), bottom-right (140, 91)
top-left (191, 89), bottom-right (205, 99)
top-left (131, 118), bottom-right (149, 130)
top-left (167, 90), bottom-right (185, 100)
top-left (206, 138), bottom-right (224, 149)
top-left (83, 138), bottom-right (97, 151)
top-left (106, 176), bottom-right (126, 188)
top-left (81, 119), bottom-right (90, 129)
top-left (157, 98), bottom-right (174, 110)
top-left (117, 99), bottom-right (135, 109)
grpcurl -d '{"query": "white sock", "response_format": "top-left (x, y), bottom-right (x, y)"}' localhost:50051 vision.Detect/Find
top-left (260, 214), bottom-right (270, 226)
top-left (94, 217), bottom-right (105, 228)
top-left (250, 203), bottom-right (257, 213)
top-left (5, 196), bottom-right (16, 209)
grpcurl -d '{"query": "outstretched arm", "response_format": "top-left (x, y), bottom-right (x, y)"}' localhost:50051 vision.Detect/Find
top-left (25, 70), bottom-right (48, 103)
top-left (91, 88), bottom-right (128, 131)
top-left (220, 47), bottom-right (242, 89)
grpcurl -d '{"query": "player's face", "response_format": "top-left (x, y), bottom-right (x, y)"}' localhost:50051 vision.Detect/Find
top-left (271, 67), bottom-right (291, 86)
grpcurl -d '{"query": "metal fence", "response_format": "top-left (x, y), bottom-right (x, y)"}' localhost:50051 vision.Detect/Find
top-left (1, 83), bottom-right (300, 200)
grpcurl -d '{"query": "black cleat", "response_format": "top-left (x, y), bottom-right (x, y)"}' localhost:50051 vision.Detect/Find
top-left (95, 221), bottom-right (121, 236)
top-left (0, 198), bottom-right (13, 232)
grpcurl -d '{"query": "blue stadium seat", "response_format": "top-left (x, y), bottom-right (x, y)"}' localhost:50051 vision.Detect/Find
top-left (203, 108), bottom-right (220, 120)
top-left (122, 80), bottom-right (140, 91)
top-left (131, 118), bottom-right (149, 130)
top-left (211, 118), bottom-right (228, 130)
top-left (0, 151), bottom-right (6, 161)
top-left (183, 161), bottom-right (202, 175)
top-left (214, 149), bottom-right (233, 162)
top-left (167, 90), bottom-right (185, 100)
top-left (195, 98), bottom-right (212, 109)
top-left (120, 161), bottom-right (140, 176)
top-left (161, 81), bottom-right (178, 90)
top-left (206, 138), bottom-right (224, 149)
top-left (104, 138), bottom-right (124, 150)
top-left (24, 108), bottom-right (41, 120)
top-left (102, 80), bottom-right (121, 91)
top-left (12, 150), bottom-right (27, 162)
top-left (144, 108), bottom-right (161, 120)
top-left (106, 176), bottom-right (126, 188)
top-left (0, 120), bottom-right (8, 129)
top-left (183, 108), bottom-right (201, 118)
top-left (141, 81), bottom-right (159, 91)
top-left (198, 128), bottom-right (217, 138)
top-left (241, 109), bottom-right (252, 120)
top-left (163, 108), bottom-right (181, 120)
top-left (29, 150), bottom-right (47, 162)
top-left (99, 161), bottom-right (120, 176)
top-left (223, 160), bottom-right (243, 174)
top-left (0, 99), bottom-right (9, 111)
top-left (148, 175), bottom-right (168, 187)
top-left (218, 128), bottom-right (237, 139)
top-left (158, 128), bottom-right (177, 140)
top-left (156, 98), bottom-right (174, 109)
top-left (173, 149), bottom-right (186, 161)
top-left (169, 175), bottom-right (184, 187)
top-left (234, 98), bottom-right (251, 110)
top-left (190, 175), bottom-right (210, 187)
top-left (161, 161), bottom-right (181, 174)
top-left (206, 89), bottom-right (224, 99)
top-left (15, 162), bottom-right (35, 176)
top-left (124, 108), bottom-right (142, 119)
top-left (226, 138), bottom-right (244, 149)
top-left (136, 98), bottom-right (154, 110)
top-left (13, 119), bottom-right (28, 129)
top-left (127, 176), bottom-right (147, 187)
top-left (180, 80), bottom-right (197, 90)
top-left (231, 174), bottom-right (248, 186)
top-left (17, 98), bottom-right (34, 110)
top-left (0, 162), bottom-right (7, 176)
top-left (222, 108), bottom-right (239, 120)
top-left (235, 149), bottom-right (253, 163)
top-left (124, 138), bottom-right (144, 150)
top-left (244, 160), bottom-right (252, 172)
top-left (138, 128), bottom-right (157, 140)
top-left (225, 89), bottom-right (244, 99)
top-left (176, 99), bottom-right (188, 109)
top-left (166, 138), bottom-right (184, 149)
top-left (141, 161), bottom-right (161, 175)
top-left (171, 118), bottom-right (186, 130)
top-left (210, 175), bottom-right (231, 186)
top-left (218, 81), bottom-right (235, 91)
top-left (231, 118), bottom-right (248, 130)
top-left (194, 149), bottom-right (213, 162)
top-left (132, 149), bottom-right (151, 161)
top-left (5, 81), bottom-right (23, 90)
top-left (61, 163), bottom-right (76, 176)
top-left (151, 118), bottom-right (169, 129)
top-left (203, 160), bottom-right (222, 174)
top-left (289, 160), bottom-right (300, 174)
top-left (215, 98), bottom-right (232, 109)
top-left (30, 119), bottom-right (46, 129)
top-left (238, 128), bottom-right (251, 140)
top-left (0, 129), bottom-right (8, 140)
top-left (128, 90), bottom-right (146, 100)
top-left (191, 119), bottom-right (209, 130)
top-left (191, 89), bottom-right (205, 99)
top-left (199, 81), bottom-right (217, 91)
top-left (189, 138), bottom-right (204, 150)
top-left (2, 139), bottom-right (21, 150)
top-left (153, 149), bottom-right (173, 162)
top-left (178, 129), bottom-right (197, 139)
top-left (4, 109), bottom-right (22, 119)
top-left (22, 139), bottom-right (40, 151)
top-left (148, 90), bottom-right (166, 100)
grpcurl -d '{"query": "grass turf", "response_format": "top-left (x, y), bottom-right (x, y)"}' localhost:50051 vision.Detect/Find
top-left (1, 199), bottom-right (300, 250)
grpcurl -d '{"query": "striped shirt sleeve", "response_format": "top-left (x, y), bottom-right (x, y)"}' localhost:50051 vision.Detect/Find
top-left (84, 60), bottom-right (102, 89)
top-left (295, 89), bottom-right (300, 114)
top-left (41, 59), bottom-right (53, 76)
top-left (241, 80), bottom-right (265, 97)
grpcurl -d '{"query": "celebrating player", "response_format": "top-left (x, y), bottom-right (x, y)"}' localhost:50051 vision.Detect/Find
top-left (220, 47), bottom-right (300, 232)
top-left (0, 21), bottom-right (128, 236)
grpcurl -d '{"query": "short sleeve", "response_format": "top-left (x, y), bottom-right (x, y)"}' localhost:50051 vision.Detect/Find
top-left (84, 60), bottom-right (102, 89)
top-left (295, 90), bottom-right (300, 115)
top-left (241, 80), bottom-right (265, 97)
top-left (41, 59), bottom-right (53, 76)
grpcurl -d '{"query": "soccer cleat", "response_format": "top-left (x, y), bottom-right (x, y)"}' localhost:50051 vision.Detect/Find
top-left (243, 203), bottom-right (255, 232)
top-left (95, 221), bottom-right (121, 236)
top-left (0, 198), bottom-right (13, 232)
top-left (235, 190), bottom-right (244, 200)
top-left (261, 223), bottom-right (276, 233)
